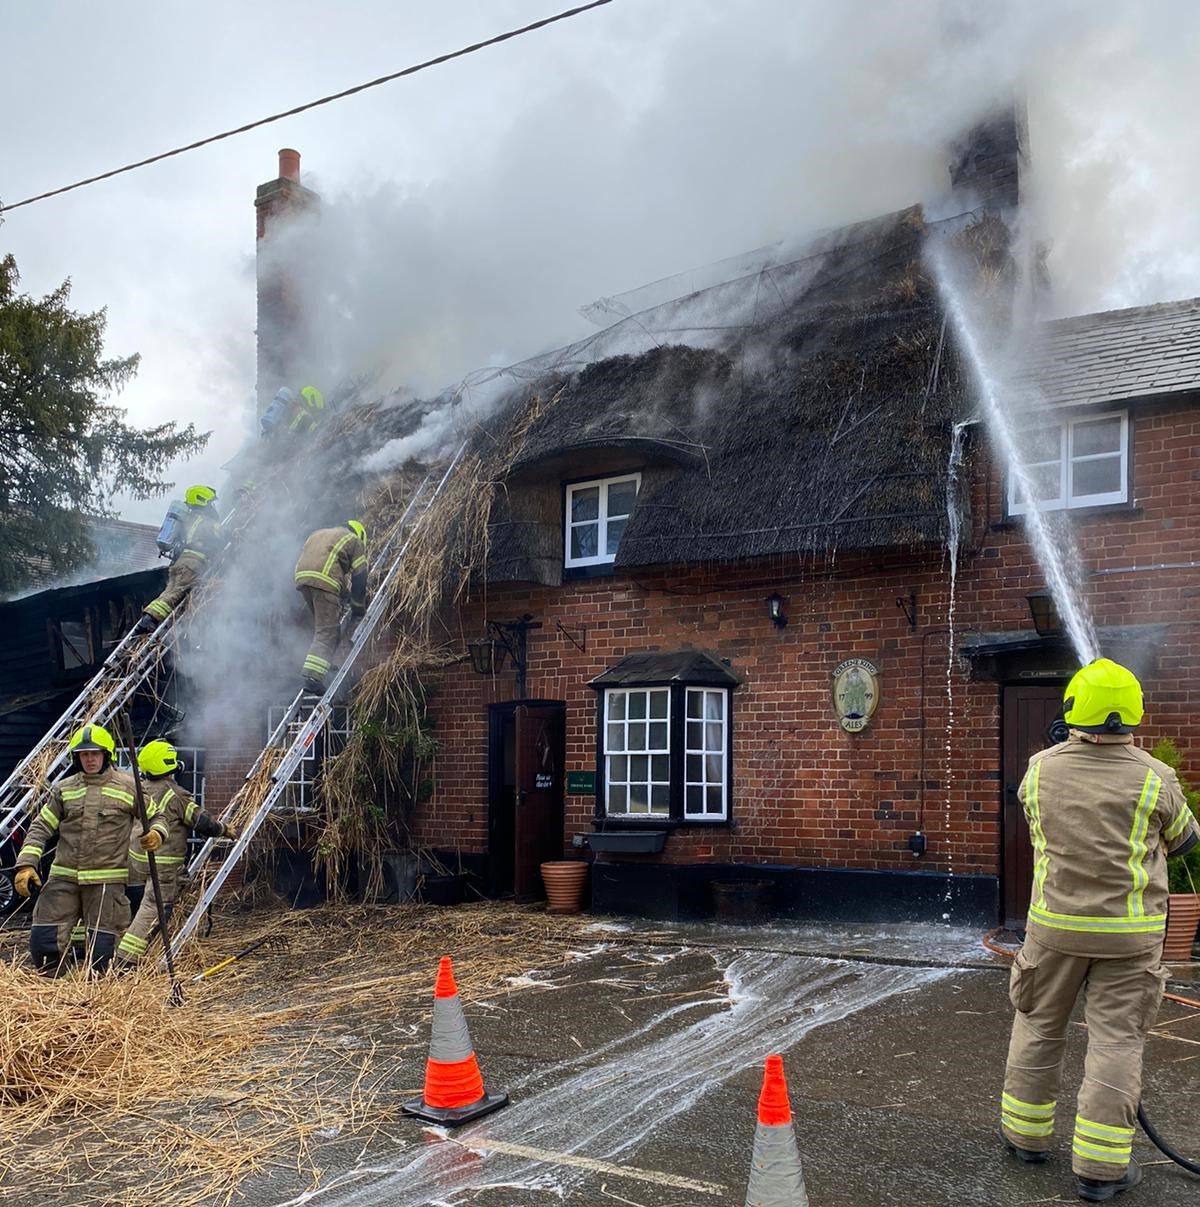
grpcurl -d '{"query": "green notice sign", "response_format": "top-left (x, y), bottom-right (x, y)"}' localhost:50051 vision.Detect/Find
top-left (567, 770), bottom-right (596, 795)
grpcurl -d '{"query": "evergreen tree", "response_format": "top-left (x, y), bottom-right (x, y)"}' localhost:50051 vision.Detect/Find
top-left (0, 251), bottom-right (208, 596)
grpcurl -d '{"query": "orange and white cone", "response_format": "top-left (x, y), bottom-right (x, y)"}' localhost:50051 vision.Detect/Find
top-left (402, 955), bottom-right (509, 1125)
top-left (743, 1054), bottom-right (809, 1207)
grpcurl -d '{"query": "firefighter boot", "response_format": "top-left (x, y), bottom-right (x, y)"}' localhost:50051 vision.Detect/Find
top-left (133, 614), bottom-right (157, 635)
top-left (1077, 1159), bottom-right (1142, 1202)
top-left (301, 677), bottom-right (325, 697)
top-left (1002, 1133), bottom-right (1048, 1164)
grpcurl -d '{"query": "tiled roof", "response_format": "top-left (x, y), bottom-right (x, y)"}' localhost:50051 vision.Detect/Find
top-left (1022, 297), bottom-right (1200, 409)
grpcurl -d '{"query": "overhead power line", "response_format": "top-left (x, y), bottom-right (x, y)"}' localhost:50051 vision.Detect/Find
top-left (0, 0), bottom-right (615, 215)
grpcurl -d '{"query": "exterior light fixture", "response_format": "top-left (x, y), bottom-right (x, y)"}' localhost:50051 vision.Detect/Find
top-left (468, 616), bottom-right (542, 697)
top-left (767, 592), bottom-right (788, 628)
top-left (467, 637), bottom-right (504, 676)
top-left (1025, 590), bottom-right (1063, 639)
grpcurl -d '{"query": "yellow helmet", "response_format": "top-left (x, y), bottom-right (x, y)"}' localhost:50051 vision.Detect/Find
top-left (1063, 659), bottom-right (1144, 734)
top-left (347, 520), bottom-right (367, 547)
top-left (138, 740), bottom-right (179, 778)
top-left (185, 484), bottom-right (217, 507)
top-left (69, 723), bottom-right (116, 761)
top-left (301, 385), bottom-right (325, 412)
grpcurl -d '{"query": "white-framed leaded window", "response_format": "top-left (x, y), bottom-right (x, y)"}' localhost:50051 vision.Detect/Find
top-left (565, 473), bottom-right (640, 568)
top-left (1008, 411), bottom-right (1129, 515)
top-left (603, 688), bottom-right (671, 816)
top-left (684, 688), bottom-right (727, 820)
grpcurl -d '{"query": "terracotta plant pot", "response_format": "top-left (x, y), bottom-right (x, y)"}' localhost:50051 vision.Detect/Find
top-left (1163, 893), bottom-right (1200, 961)
top-left (541, 861), bottom-right (589, 915)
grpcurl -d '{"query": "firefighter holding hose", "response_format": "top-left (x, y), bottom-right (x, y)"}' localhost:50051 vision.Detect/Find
top-left (1000, 659), bottom-right (1199, 1201)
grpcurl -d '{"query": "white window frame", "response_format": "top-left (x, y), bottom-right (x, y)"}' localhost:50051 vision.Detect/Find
top-left (268, 703), bottom-right (351, 814)
top-left (1008, 410), bottom-right (1129, 516)
top-left (684, 687), bottom-right (728, 821)
top-left (602, 687), bottom-right (671, 818)
top-left (564, 473), bottom-right (641, 568)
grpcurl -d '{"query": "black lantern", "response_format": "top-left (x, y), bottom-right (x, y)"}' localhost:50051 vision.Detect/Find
top-left (467, 616), bottom-right (541, 697)
top-left (1026, 590), bottom-right (1063, 639)
top-left (467, 637), bottom-right (505, 675)
top-left (767, 592), bottom-right (788, 628)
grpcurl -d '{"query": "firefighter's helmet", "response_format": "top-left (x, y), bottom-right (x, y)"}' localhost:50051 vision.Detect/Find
top-left (1062, 659), bottom-right (1144, 734)
top-left (185, 485), bottom-right (217, 508)
top-left (138, 740), bottom-right (179, 778)
top-left (301, 385), bottom-right (325, 412)
top-left (347, 520), bottom-right (367, 547)
top-left (69, 724), bottom-right (116, 766)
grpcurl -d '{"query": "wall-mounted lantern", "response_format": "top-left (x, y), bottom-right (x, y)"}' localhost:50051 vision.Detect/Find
top-left (467, 637), bottom-right (505, 676)
top-left (468, 615), bottom-right (542, 697)
top-left (1025, 590), bottom-right (1063, 639)
top-left (767, 592), bottom-right (788, 628)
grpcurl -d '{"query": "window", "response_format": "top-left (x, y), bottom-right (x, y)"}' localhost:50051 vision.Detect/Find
top-left (596, 663), bottom-right (734, 824)
top-left (267, 703), bottom-right (351, 813)
top-left (565, 474), bottom-right (640, 568)
top-left (1008, 411), bottom-right (1129, 515)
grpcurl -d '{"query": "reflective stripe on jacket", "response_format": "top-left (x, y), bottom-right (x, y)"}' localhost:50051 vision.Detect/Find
top-left (294, 527), bottom-right (368, 604)
top-left (127, 778), bottom-right (224, 886)
top-left (1019, 735), bottom-right (1199, 956)
top-left (179, 509), bottom-right (224, 562)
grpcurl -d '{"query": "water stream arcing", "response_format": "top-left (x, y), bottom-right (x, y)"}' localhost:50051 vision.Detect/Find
top-left (941, 421), bottom-right (968, 912)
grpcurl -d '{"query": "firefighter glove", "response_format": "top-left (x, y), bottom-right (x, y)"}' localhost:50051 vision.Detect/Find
top-left (140, 829), bottom-right (163, 853)
top-left (222, 822), bottom-right (239, 840)
top-left (14, 867), bottom-right (41, 897)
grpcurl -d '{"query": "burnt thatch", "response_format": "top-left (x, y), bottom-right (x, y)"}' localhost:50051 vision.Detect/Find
top-left (480, 205), bottom-right (968, 583)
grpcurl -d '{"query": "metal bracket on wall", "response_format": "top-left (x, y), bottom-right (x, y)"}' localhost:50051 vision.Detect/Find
top-left (896, 591), bottom-right (918, 631)
top-left (555, 619), bottom-right (587, 653)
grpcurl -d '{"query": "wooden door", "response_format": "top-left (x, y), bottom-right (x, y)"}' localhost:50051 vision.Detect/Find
top-left (1001, 685), bottom-right (1066, 928)
top-left (513, 704), bottom-right (566, 901)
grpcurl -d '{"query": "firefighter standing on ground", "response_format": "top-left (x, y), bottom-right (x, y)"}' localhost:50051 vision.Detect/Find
top-left (1000, 658), bottom-right (1200, 1202)
top-left (13, 725), bottom-right (165, 974)
top-left (116, 740), bottom-right (235, 966)
top-left (135, 485), bottom-right (223, 633)
top-left (294, 520), bottom-right (369, 694)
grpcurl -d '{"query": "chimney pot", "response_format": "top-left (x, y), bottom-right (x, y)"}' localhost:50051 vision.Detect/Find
top-left (278, 148), bottom-right (301, 182)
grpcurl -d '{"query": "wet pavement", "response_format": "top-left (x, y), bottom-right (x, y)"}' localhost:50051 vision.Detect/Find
top-left (239, 921), bottom-right (1200, 1207)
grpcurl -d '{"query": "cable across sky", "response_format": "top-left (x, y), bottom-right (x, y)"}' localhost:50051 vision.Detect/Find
top-left (0, 0), bottom-right (616, 215)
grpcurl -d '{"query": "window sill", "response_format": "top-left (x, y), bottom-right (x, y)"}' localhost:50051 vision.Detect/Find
top-left (563, 562), bottom-right (618, 582)
top-left (993, 501), bottom-right (1142, 530)
top-left (594, 815), bottom-right (731, 830)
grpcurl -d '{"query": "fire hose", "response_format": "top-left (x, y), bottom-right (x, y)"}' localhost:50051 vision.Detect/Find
top-left (984, 928), bottom-right (1200, 1176)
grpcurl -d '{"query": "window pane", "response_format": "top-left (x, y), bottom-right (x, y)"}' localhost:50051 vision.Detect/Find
top-left (687, 720), bottom-right (703, 750)
top-left (1017, 424), bottom-right (1061, 463)
top-left (705, 753), bottom-right (724, 783)
top-left (648, 721), bottom-right (668, 749)
top-left (628, 724), bottom-right (646, 751)
top-left (630, 755), bottom-right (649, 783)
top-left (608, 693), bottom-right (626, 721)
top-left (607, 479), bottom-right (638, 516)
top-left (686, 754), bottom-right (703, 783)
top-left (707, 785), bottom-right (724, 814)
top-left (628, 692), bottom-right (647, 719)
top-left (1071, 456), bottom-right (1122, 499)
top-left (571, 487), bottom-right (600, 522)
top-left (1019, 461), bottom-right (1062, 503)
top-left (609, 754), bottom-right (628, 782)
top-left (686, 691), bottom-right (703, 719)
top-left (650, 785), bottom-right (670, 814)
top-left (605, 516), bottom-right (627, 556)
top-left (606, 723), bottom-right (624, 752)
top-left (649, 691), bottom-right (668, 719)
top-left (651, 754), bottom-right (670, 782)
top-left (571, 524), bottom-right (598, 560)
top-left (686, 784), bottom-right (704, 814)
top-left (608, 784), bottom-right (628, 812)
top-left (629, 785), bottom-right (649, 813)
top-left (705, 721), bottom-right (723, 750)
top-left (1073, 417), bottom-right (1122, 458)
top-left (704, 692), bottom-right (725, 721)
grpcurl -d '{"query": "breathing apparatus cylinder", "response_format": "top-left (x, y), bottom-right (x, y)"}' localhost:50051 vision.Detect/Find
top-left (155, 500), bottom-right (189, 559)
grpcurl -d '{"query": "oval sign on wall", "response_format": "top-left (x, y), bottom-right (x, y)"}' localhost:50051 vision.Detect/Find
top-left (832, 658), bottom-right (881, 733)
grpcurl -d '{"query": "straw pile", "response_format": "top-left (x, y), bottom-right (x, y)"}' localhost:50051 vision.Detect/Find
top-left (0, 900), bottom-right (602, 1207)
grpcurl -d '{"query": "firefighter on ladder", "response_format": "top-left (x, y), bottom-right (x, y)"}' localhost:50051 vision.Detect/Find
top-left (135, 485), bottom-right (223, 633)
top-left (12, 725), bottom-right (164, 975)
top-left (294, 520), bottom-right (369, 695)
top-left (1000, 658), bottom-right (1200, 1201)
top-left (115, 740), bottom-right (235, 966)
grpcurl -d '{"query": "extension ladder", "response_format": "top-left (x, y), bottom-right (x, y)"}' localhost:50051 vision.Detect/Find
top-left (164, 445), bottom-right (465, 964)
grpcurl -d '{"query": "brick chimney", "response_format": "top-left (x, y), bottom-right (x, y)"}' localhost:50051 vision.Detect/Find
top-left (255, 148), bottom-right (319, 416)
top-left (947, 102), bottom-right (1028, 212)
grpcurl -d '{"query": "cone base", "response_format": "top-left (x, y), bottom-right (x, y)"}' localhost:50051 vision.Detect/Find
top-left (402, 1091), bottom-right (509, 1126)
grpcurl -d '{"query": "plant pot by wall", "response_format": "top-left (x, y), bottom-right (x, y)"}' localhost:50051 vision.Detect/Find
top-left (420, 873), bottom-right (464, 907)
top-left (1164, 893), bottom-right (1200, 961)
top-left (712, 879), bottom-right (774, 925)
top-left (541, 861), bottom-right (589, 914)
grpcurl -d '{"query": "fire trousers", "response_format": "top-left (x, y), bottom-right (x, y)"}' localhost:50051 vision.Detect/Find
top-left (30, 877), bottom-right (131, 974)
top-left (143, 554), bottom-right (203, 622)
top-left (1000, 933), bottom-right (1167, 1180)
top-left (116, 866), bottom-right (180, 964)
top-left (299, 586), bottom-right (342, 685)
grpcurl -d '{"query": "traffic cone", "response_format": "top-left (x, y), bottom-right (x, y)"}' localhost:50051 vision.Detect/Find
top-left (402, 955), bottom-right (509, 1125)
top-left (743, 1054), bottom-right (809, 1207)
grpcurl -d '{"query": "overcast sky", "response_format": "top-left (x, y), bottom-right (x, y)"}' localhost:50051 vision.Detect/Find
top-left (3, 1), bottom-right (1199, 522)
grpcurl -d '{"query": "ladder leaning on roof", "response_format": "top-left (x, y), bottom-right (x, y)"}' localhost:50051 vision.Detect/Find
top-left (0, 509), bottom-right (241, 852)
top-left (164, 444), bottom-right (466, 966)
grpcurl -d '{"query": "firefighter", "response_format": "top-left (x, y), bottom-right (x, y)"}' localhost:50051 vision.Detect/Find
top-left (294, 520), bottom-right (368, 695)
top-left (115, 741), bottom-right (235, 966)
top-left (12, 725), bottom-right (165, 975)
top-left (261, 385), bottom-right (325, 439)
top-left (1000, 658), bottom-right (1200, 1201)
top-left (134, 485), bottom-right (223, 634)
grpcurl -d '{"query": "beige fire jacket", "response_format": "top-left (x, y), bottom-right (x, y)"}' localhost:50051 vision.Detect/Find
top-left (1018, 733), bottom-right (1200, 957)
top-left (127, 778), bottom-right (227, 888)
top-left (16, 766), bottom-right (165, 886)
top-left (294, 527), bottom-right (368, 608)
